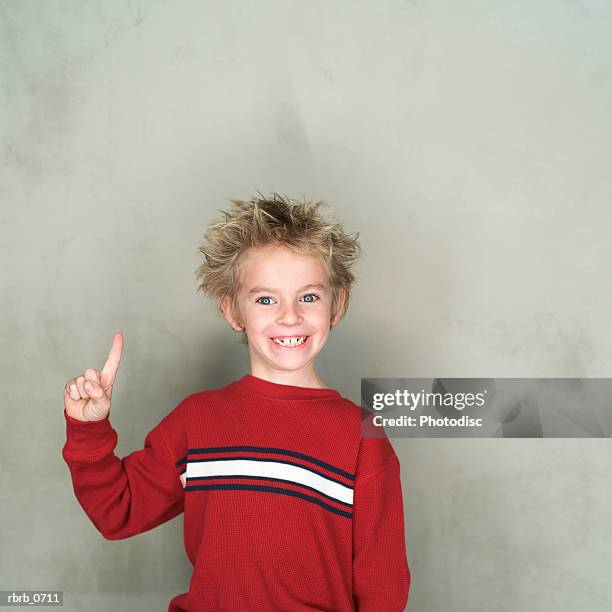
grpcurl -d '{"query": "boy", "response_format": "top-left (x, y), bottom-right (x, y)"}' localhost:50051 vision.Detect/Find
top-left (62, 193), bottom-right (410, 611)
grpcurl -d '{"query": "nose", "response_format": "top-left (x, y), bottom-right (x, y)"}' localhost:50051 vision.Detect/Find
top-left (276, 301), bottom-right (303, 326)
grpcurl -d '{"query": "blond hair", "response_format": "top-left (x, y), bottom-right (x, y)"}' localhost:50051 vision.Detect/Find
top-left (195, 192), bottom-right (361, 343)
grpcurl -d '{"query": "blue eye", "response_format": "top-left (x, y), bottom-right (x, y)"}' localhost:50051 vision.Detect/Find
top-left (256, 294), bottom-right (319, 305)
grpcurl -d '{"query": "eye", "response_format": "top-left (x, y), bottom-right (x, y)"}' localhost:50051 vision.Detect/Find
top-left (255, 296), bottom-right (274, 305)
top-left (301, 293), bottom-right (320, 303)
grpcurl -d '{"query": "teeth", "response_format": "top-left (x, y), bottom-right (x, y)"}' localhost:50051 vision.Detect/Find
top-left (273, 336), bottom-right (307, 346)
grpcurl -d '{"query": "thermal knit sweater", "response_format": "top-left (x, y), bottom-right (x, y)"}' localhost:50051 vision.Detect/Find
top-left (62, 374), bottom-right (410, 611)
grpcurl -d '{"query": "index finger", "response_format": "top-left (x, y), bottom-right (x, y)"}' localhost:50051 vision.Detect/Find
top-left (100, 332), bottom-right (123, 388)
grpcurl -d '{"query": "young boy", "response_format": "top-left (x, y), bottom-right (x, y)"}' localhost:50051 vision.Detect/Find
top-left (62, 193), bottom-right (410, 611)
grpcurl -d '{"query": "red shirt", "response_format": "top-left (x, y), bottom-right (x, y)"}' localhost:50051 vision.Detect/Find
top-left (62, 374), bottom-right (410, 611)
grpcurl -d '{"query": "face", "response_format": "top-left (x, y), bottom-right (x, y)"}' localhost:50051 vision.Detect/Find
top-left (221, 244), bottom-right (344, 381)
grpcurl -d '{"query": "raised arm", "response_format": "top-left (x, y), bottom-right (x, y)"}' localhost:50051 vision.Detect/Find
top-left (61, 332), bottom-right (185, 540)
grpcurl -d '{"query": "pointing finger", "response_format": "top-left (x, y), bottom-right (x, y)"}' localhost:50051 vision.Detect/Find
top-left (100, 332), bottom-right (123, 389)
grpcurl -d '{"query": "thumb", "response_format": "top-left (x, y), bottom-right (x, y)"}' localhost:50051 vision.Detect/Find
top-left (84, 380), bottom-right (104, 398)
top-left (83, 380), bottom-right (111, 421)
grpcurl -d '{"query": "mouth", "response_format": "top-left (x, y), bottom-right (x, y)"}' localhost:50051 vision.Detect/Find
top-left (269, 335), bottom-right (311, 349)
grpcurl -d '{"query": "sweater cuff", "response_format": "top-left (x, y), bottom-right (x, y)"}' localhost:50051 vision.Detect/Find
top-left (62, 408), bottom-right (118, 462)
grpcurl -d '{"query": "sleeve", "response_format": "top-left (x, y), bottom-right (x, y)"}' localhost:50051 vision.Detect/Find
top-left (61, 403), bottom-right (186, 541)
top-left (352, 429), bottom-right (411, 611)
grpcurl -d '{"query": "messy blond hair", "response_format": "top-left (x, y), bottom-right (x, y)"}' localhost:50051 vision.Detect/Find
top-left (195, 192), bottom-right (361, 344)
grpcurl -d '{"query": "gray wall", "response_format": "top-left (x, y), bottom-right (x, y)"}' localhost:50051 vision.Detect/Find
top-left (2, 1), bottom-right (612, 610)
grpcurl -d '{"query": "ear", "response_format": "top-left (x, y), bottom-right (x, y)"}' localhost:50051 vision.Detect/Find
top-left (220, 295), bottom-right (243, 331)
top-left (330, 287), bottom-right (347, 327)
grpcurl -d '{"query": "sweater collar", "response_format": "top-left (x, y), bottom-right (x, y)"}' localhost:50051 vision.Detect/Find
top-left (233, 373), bottom-right (342, 401)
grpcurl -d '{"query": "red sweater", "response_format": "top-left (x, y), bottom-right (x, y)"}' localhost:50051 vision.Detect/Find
top-left (62, 374), bottom-right (410, 611)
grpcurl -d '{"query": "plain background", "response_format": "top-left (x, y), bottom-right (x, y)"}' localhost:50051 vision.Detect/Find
top-left (2, 1), bottom-right (612, 611)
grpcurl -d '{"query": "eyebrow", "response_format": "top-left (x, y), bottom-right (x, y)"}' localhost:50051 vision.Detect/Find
top-left (247, 283), bottom-right (327, 296)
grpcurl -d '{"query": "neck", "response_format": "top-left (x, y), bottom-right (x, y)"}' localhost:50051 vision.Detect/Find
top-left (250, 364), bottom-right (328, 389)
top-left (234, 373), bottom-right (341, 401)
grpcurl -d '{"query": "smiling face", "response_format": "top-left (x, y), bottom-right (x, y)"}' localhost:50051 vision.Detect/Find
top-left (220, 243), bottom-right (345, 386)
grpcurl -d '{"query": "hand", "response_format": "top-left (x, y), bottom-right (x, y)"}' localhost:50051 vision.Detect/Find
top-left (63, 332), bottom-right (124, 422)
